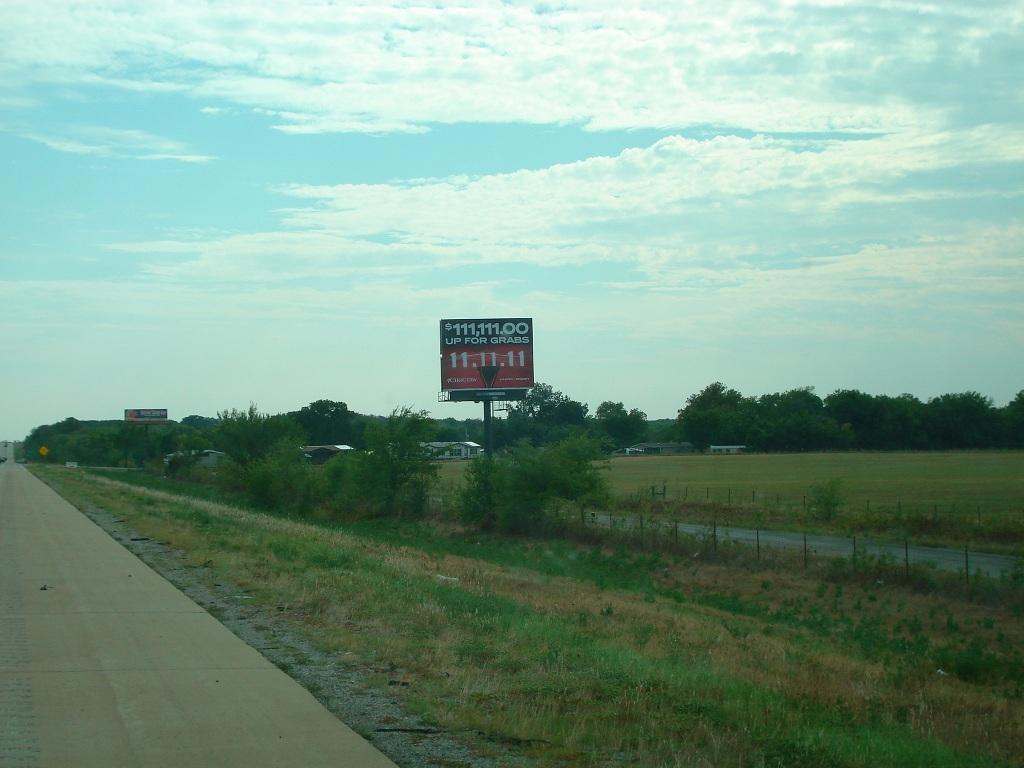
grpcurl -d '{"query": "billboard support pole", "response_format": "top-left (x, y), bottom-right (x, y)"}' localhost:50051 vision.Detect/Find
top-left (483, 400), bottom-right (494, 459)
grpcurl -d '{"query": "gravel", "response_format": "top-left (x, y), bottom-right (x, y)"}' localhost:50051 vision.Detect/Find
top-left (80, 504), bottom-right (529, 768)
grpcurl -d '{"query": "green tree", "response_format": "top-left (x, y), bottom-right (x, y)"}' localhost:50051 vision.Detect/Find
top-left (501, 383), bottom-right (589, 446)
top-left (241, 438), bottom-right (314, 514)
top-left (925, 391), bottom-right (1000, 449)
top-left (290, 399), bottom-right (360, 447)
top-left (751, 387), bottom-right (851, 452)
top-left (347, 407), bottom-right (439, 516)
top-left (214, 404), bottom-right (306, 468)
top-left (1001, 390), bottom-right (1024, 448)
top-left (458, 452), bottom-right (508, 531)
top-left (164, 426), bottom-right (212, 479)
top-left (676, 382), bottom-right (749, 450)
top-left (461, 434), bottom-right (609, 534)
top-left (593, 401), bottom-right (648, 450)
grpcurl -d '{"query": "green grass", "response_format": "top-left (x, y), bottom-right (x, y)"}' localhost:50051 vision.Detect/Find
top-left (32, 464), bottom-right (1024, 768)
top-left (437, 452), bottom-right (1024, 515)
top-left (605, 452), bottom-right (1024, 514)
top-left (440, 452), bottom-right (1024, 549)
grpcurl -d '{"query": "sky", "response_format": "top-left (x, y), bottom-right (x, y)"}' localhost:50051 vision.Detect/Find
top-left (1, 0), bottom-right (1022, 440)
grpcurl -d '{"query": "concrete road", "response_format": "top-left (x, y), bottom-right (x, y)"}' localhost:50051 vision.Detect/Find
top-left (0, 463), bottom-right (397, 768)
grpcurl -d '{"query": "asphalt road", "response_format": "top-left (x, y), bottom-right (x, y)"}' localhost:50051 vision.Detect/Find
top-left (0, 461), bottom-right (397, 768)
top-left (590, 513), bottom-right (1020, 579)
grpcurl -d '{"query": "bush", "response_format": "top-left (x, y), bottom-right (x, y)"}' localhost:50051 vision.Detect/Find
top-left (343, 407), bottom-right (438, 517)
top-left (459, 453), bottom-right (508, 530)
top-left (460, 434), bottom-right (610, 535)
top-left (809, 478), bottom-right (844, 521)
top-left (240, 439), bottom-right (313, 515)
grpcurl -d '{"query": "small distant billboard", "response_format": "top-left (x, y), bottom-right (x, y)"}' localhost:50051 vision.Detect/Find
top-left (440, 318), bottom-right (534, 398)
top-left (125, 408), bottom-right (168, 424)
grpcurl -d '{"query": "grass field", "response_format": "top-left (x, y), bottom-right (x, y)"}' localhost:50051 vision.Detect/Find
top-left (440, 452), bottom-right (1024, 513)
top-left (438, 452), bottom-right (1024, 549)
top-left (33, 465), bottom-right (1024, 768)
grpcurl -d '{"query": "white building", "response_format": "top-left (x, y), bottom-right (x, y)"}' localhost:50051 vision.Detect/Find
top-left (423, 441), bottom-right (483, 460)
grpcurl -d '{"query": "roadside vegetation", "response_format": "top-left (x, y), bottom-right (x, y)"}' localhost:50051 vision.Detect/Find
top-left (16, 388), bottom-right (1024, 766)
top-left (32, 450), bottom-right (1024, 768)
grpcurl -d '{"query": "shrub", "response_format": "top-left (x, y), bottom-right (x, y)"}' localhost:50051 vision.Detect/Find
top-left (809, 478), bottom-right (844, 521)
top-left (461, 434), bottom-right (610, 535)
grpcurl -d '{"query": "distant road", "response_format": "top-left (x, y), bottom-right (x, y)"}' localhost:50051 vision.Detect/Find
top-left (588, 513), bottom-right (1019, 579)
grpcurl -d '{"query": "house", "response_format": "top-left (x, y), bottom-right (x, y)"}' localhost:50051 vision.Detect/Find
top-left (301, 445), bottom-right (354, 464)
top-left (625, 442), bottom-right (694, 455)
top-left (708, 445), bottom-right (745, 454)
top-left (163, 449), bottom-right (227, 468)
top-left (423, 441), bottom-right (483, 460)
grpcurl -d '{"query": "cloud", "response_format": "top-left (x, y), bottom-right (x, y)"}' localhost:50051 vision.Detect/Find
top-left (91, 125), bottom-right (1020, 348)
top-left (4, 1), bottom-right (1020, 135)
top-left (23, 125), bottom-right (214, 161)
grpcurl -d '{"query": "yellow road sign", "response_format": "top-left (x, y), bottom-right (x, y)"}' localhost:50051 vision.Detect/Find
top-left (39, 446), bottom-right (49, 456)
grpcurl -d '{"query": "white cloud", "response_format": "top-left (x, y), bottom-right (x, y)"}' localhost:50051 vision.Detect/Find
top-left (23, 125), bottom-right (214, 161)
top-left (91, 126), bottom-right (1021, 347)
top-left (4, 1), bottom-right (1020, 135)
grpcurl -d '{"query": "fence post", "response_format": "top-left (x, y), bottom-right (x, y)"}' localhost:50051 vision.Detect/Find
top-left (803, 531), bottom-right (808, 570)
top-left (852, 536), bottom-right (857, 575)
top-left (756, 528), bottom-right (760, 562)
top-left (904, 539), bottom-right (909, 579)
top-left (965, 546), bottom-right (969, 585)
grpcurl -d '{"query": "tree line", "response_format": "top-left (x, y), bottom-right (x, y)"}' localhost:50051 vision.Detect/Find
top-left (14, 383), bottom-right (1021, 535)
top-left (16, 383), bottom-right (1024, 471)
top-left (16, 388), bottom-right (651, 469)
top-left (676, 383), bottom-right (1024, 452)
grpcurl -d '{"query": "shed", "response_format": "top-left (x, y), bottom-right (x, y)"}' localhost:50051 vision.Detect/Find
top-left (301, 445), bottom-right (354, 464)
top-left (626, 442), bottom-right (694, 455)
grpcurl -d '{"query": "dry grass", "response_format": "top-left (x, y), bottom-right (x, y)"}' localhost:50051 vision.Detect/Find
top-left (36, 466), bottom-right (1024, 767)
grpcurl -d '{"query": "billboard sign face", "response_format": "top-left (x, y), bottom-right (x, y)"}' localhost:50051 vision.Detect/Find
top-left (440, 318), bottom-right (534, 394)
top-left (125, 408), bottom-right (169, 424)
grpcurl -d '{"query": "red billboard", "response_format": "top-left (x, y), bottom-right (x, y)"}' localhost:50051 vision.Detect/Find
top-left (440, 318), bottom-right (534, 395)
top-left (125, 408), bottom-right (169, 424)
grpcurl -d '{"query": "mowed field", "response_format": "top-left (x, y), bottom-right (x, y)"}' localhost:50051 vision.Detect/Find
top-left (438, 451), bottom-right (1024, 519)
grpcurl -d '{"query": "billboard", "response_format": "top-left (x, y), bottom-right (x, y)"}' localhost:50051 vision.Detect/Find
top-left (440, 318), bottom-right (534, 396)
top-left (125, 408), bottom-right (169, 424)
